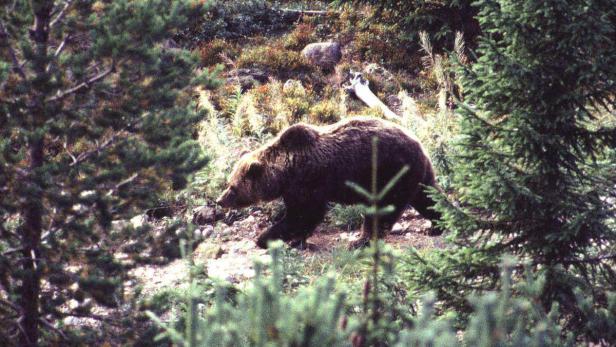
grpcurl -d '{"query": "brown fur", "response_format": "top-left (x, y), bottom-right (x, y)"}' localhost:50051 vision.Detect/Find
top-left (216, 116), bottom-right (442, 249)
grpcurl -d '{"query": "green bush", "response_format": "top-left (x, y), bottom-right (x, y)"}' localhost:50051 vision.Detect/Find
top-left (148, 245), bottom-right (578, 346)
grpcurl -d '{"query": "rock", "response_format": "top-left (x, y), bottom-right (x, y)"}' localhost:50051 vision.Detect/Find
top-left (227, 68), bottom-right (269, 91)
top-left (391, 222), bottom-right (405, 234)
top-left (192, 206), bottom-right (225, 225)
top-left (130, 214), bottom-right (146, 229)
top-left (146, 205), bottom-right (174, 220)
top-left (194, 225), bottom-right (214, 239)
top-left (199, 243), bottom-right (227, 259)
top-left (111, 220), bottom-right (128, 231)
top-left (301, 42), bottom-right (342, 70)
top-left (339, 231), bottom-right (360, 242)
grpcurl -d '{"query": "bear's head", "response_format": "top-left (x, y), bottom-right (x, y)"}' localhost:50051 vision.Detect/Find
top-left (216, 152), bottom-right (282, 209)
top-left (216, 124), bottom-right (319, 209)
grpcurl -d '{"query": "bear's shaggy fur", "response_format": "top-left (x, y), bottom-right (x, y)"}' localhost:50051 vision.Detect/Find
top-left (216, 117), bottom-right (442, 249)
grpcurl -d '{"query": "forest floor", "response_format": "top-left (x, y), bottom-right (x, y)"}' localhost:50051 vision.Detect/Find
top-left (131, 208), bottom-right (443, 297)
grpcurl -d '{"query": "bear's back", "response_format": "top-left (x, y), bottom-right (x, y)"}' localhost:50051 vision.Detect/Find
top-left (320, 117), bottom-right (423, 154)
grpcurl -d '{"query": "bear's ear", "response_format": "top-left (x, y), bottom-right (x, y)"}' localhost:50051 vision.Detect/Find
top-left (246, 161), bottom-right (264, 179)
top-left (277, 124), bottom-right (318, 150)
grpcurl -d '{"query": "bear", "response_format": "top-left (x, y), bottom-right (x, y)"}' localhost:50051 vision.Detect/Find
top-left (216, 116), bottom-right (442, 249)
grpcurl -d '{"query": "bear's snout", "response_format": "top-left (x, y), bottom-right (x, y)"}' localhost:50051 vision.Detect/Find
top-left (216, 188), bottom-right (235, 208)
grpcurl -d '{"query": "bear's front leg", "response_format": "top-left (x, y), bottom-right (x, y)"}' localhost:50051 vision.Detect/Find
top-left (256, 203), bottom-right (326, 249)
top-left (349, 202), bottom-right (406, 249)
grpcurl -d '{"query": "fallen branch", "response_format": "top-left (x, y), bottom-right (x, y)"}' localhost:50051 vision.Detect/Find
top-left (277, 8), bottom-right (335, 16)
top-left (346, 71), bottom-right (399, 120)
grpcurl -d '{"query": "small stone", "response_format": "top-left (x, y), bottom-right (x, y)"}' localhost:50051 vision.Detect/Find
top-left (194, 225), bottom-right (214, 239)
top-left (192, 206), bottom-right (225, 225)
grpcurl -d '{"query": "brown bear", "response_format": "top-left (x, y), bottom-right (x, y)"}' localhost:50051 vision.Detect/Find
top-left (216, 116), bottom-right (442, 249)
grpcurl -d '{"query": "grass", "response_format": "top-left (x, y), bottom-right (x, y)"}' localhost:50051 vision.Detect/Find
top-left (328, 204), bottom-right (364, 231)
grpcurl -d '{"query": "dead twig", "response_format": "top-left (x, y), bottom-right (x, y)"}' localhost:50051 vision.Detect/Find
top-left (69, 130), bottom-right (124, 167)
top-left (46, 61), bottom-right (116, 102)
top-left (53, 34), bottom-right (70, 59)
top-left (50, 0), bottom-right (74, 28)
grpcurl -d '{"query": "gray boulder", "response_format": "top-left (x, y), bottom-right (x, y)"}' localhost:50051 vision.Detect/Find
top-left (301, 42), bottom-right (342, 70)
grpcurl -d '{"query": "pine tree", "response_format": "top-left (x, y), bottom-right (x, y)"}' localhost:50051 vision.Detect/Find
top-left (0, 1), bottom-right (216, 345)
top-left (407, 0), bottom-right (616, 342)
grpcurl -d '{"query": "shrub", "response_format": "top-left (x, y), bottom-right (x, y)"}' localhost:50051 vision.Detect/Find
top-left (177, 0), bottom-right (297, 46)
top-left (400, 92), bottom-right (458, 190)
top-left (197, 38), bottom-right (238, 66)
top-left (147, 245), bottom-right (576, 346)
top-left (236, 44), bottom-right (313, 75)
top-left (309, 99), bottom-right (341, 124)
top-left (283, 23), bottom-right (318, 50)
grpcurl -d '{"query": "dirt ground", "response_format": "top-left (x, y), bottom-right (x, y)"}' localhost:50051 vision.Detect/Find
top-left (131, 208), bottom-right (444, 295)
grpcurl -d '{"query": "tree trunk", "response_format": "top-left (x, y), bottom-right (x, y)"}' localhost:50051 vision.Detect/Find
top-left (20, 2), bottom-right (53, 345)
top-left (20, 140), bottom-right (44, 347)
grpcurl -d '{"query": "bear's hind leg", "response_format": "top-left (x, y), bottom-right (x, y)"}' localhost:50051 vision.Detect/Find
top-left (409, 186), bottom-right (443, 236)
top-left (256, 203), bottom-right (327, 249)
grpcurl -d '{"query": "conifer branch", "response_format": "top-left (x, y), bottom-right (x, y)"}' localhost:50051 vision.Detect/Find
top-left (39, 317), bottom-right (67, 340)
top-left (68, 112), bottom-right (147, 167)
top-left (0, 19), bottom-right (26, 79)
top-left (559, 253), bottom-right (616, 265)
top-left (0, 298), bottom-right (18, 313)
top-left (69, 130), bottom-right (123, 167)
top-left (47, 62), bottom-right (116, 102)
